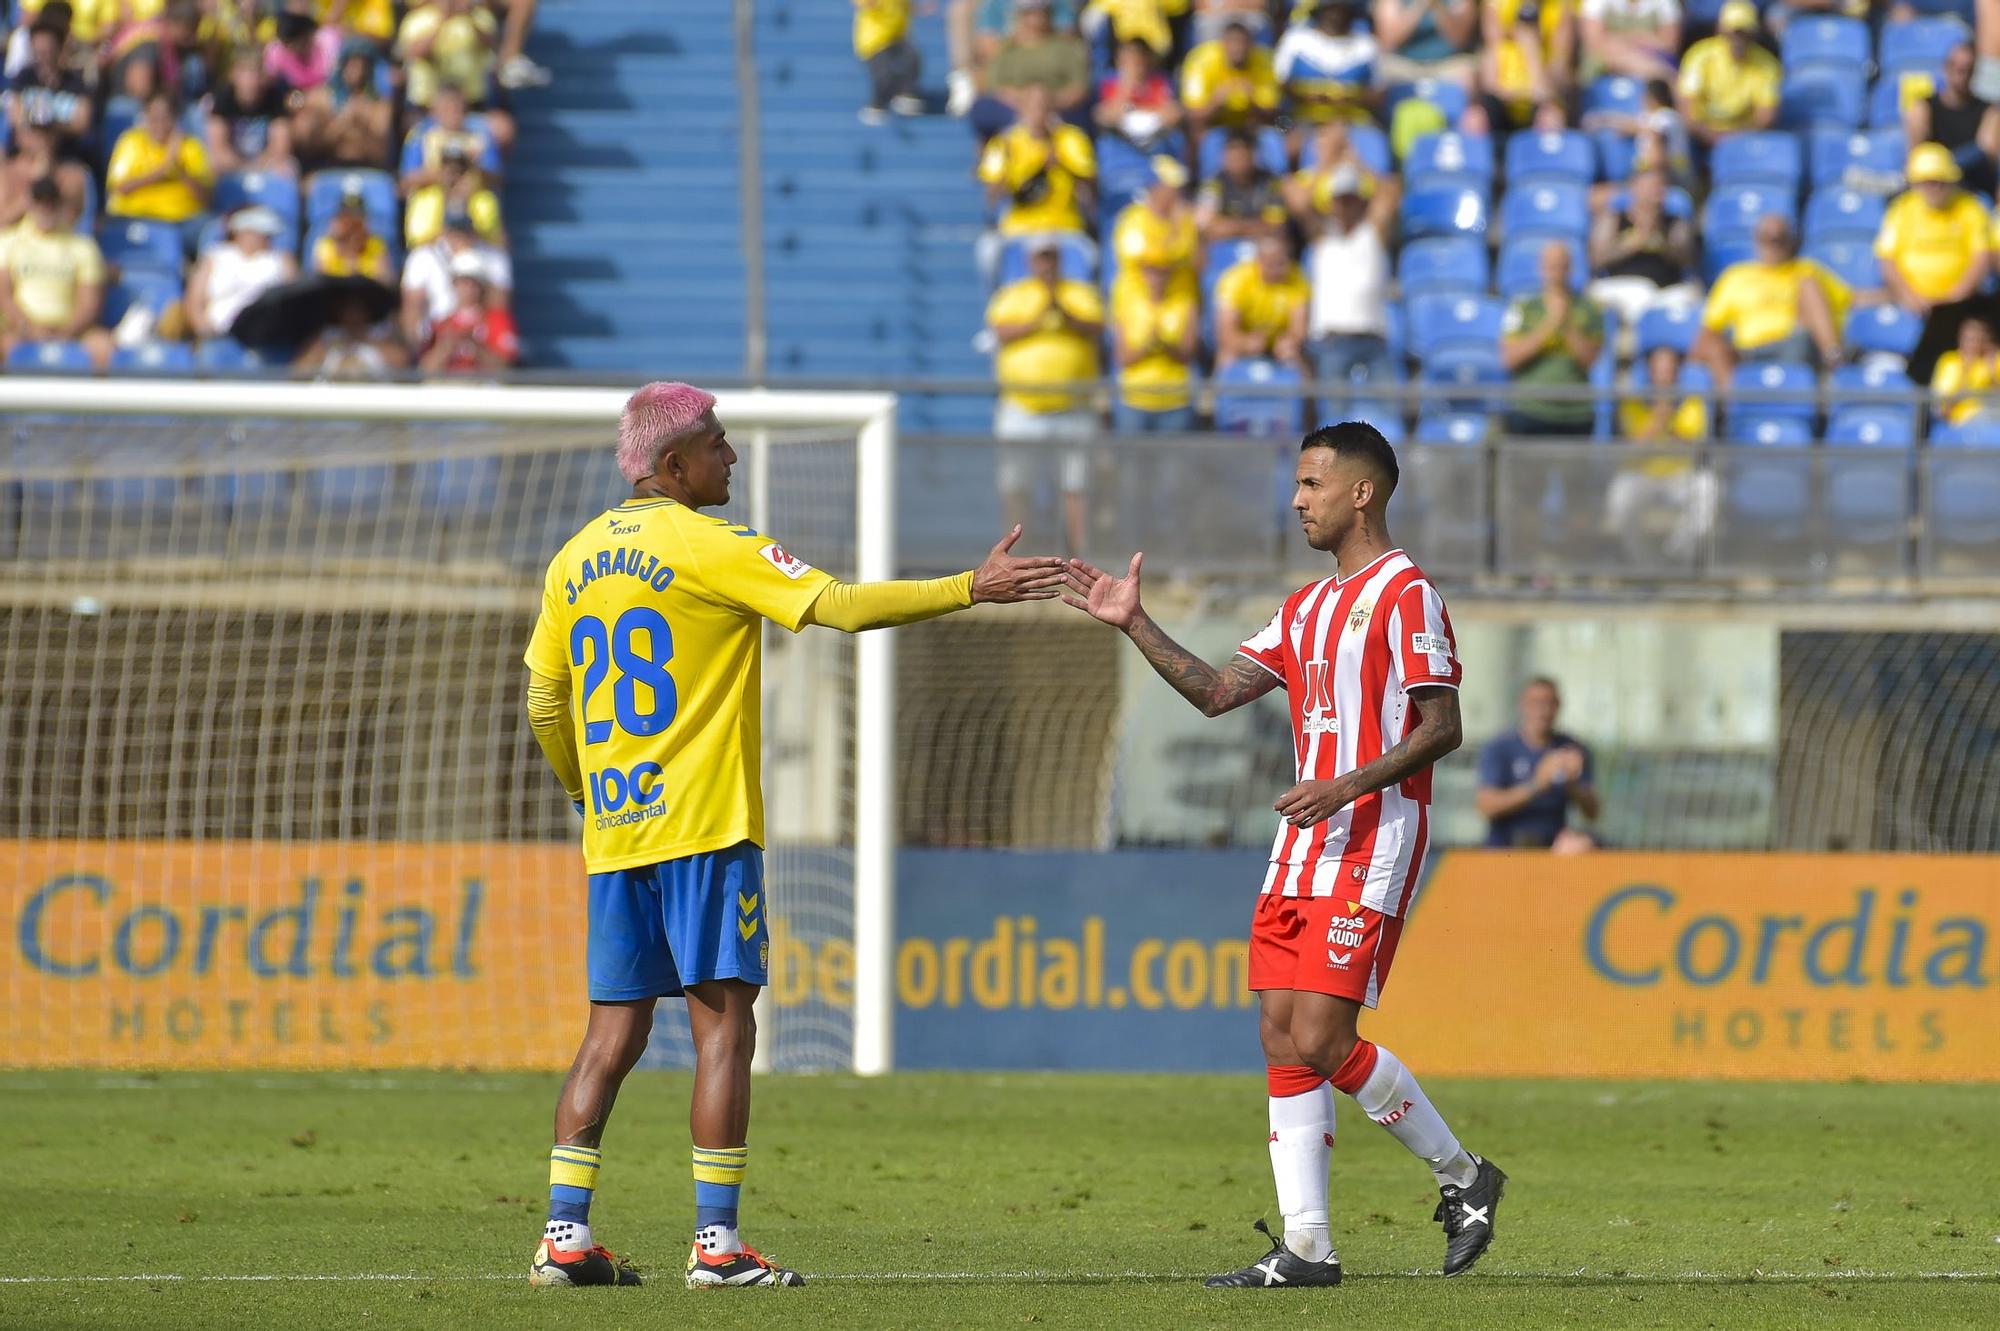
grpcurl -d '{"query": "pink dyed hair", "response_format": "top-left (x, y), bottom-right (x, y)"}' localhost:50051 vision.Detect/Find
top-left (616, 381), bottom-right (718, 483)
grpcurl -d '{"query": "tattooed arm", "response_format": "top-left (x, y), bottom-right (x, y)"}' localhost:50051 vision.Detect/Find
top-left (1273, 686), bottom-right (1463, 827)
top-left (1063, 553), bottom-right (1280, 717)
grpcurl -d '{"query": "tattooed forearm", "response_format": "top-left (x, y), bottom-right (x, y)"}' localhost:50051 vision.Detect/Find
top-left (1127, 612), bottom-right (1279, 717)
top-left (1338, 688), bottom-right (1464, 798)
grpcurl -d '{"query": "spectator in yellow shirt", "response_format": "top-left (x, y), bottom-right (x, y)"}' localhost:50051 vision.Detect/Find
top-left (1179, 22), bottom-right (1280, 142)
top-left (1692, 214), bottom-right (1848, 375)
top-left (1110, 248), bottom-right (1199, 431)
top-left (978, 86), bottom-right (1098, 237)
top-left (1110, 155), bottom-right (1197, 303)
top-left (105, 91), bottom-right (214, 234)
top-left (1931, 315), bottom-right (2000, 426)
top-left (1480, 0), bottom-right (1573, 128)
top-left (1605, 344), bottom-right (1716, 562)
top-left (1215, 233), bottom-right (1310, 368)
top-left (1675, 1), bottom-right (1778, 146)
top-left (0, 177), bottom-right (114, 370)
top-left (856, 0), bottom-right (924, 124)
top-left (985, 236), bottom-right (1104, 553)
top-left (312, 188), bottom-right (397, 284)
top-left (405, 143), bottom-right (503, 249)
top-left (1876, 143), bottom-right (1991, 318)
top-left (397, 0), bottom-right (515, 150)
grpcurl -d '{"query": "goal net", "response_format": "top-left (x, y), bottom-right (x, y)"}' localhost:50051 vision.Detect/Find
top-left (0, 380), bottom-right (896, 1075)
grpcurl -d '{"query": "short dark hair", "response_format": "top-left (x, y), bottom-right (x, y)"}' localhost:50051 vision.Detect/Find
top-left (1643, 77), bottom-right (1673, 106)
top-left (1223, 127), bottom-right (1256, 149)
top-left (1301, 421), bottom-right (1398, 496)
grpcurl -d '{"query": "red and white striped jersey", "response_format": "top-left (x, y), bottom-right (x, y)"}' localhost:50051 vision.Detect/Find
top-left (1236, 548), bottom-right (1462, 914)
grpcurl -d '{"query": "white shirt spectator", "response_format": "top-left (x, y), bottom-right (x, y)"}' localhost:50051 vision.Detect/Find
top-left (403, 236), bottom-right (512, 325)
top-left (204, 242), bottom-right (290, 334)
top-left (1578, 0), bottom-right (1680, 33)
top-left (1307, 216), bottom-right (1389, 338)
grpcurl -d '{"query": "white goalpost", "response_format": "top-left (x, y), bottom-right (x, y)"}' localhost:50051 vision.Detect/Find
top-left (0, 378), bottom-right (899, 1076)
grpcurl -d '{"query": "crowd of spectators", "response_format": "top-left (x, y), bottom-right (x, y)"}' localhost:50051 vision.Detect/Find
top-left (856, 0), bottom-right (2000, 545)
top-left (0, 0), bottom-right (541, 379)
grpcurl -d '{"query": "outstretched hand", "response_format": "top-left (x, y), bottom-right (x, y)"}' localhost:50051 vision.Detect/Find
top-left (1061, 552), bottom-right (1144, 630)
top-left (970, 526), bottom-right (1067, 604)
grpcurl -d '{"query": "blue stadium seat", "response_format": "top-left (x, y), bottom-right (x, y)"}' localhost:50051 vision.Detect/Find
top-left (1499, 182), bottom-right (1590, 242)
top-left (1868, 72), bottom-right (1920, 129)
top-left (1929, 443), bottom-right (2000, 550)
top-left (1420, 344), bottom-right (1507, 412)
top-left (1198, 126), bottom-right (1289, 180)
top-left (1827, 404), bottom-right (1917, 445)
top-left (1803, 186), bottom-right (1887, 244)
top-left (1830, 360), bottom-right (1913, 399)
top-left (1396, 236), bottom-right (1488, 298)
top-left (6, 340), bottom-right (94, 372)
top-left (1200, 239), bottom-right (1258, 309)
top-left (1846, 305), bottom-right (1923, 359)
top-left (1213, 359), bottom-right (1305, 437)
top-left (1604, 184), bottom-right (1695, 219)
top-left (420, 457), bottom-right (504, 511)
top-left (1781, 16), bottom-right (1872, 75)
top-left (1406, 293), bottom-right (1505, 359)
top-left (1504, 129), bottom-right (1596, 187)
top-left (305, 168), bottom-right (397, 236)
top-left (1581, 75), bottom-right (1642, 121)
top-left (195, 338), bottom-right (275, 372)
top-left (101, 271), bottom-right (183, 327)
top-left (1808, 127), bottom-right (1906, 190)
top-left (97, 218), bottom-right (182, 274)
top-left (1703, 239), bottom-right (1758, 285)
top-left (1356, 407), bottom-right (1407, 443)
top-left (1711, 132), bottom-right (1804, 191)
top-left (1732, 361), bottom-right (1818, 423)
top-left (1298, 123), bottom-right (1392, 175)
top-left (1802, 238), bottom-right (1881, 291)
top-left (1781, 67), bottom-right (1866, 130)
top-left (1400, 187), bottom-right (1489, 239)
top-left (1096, 135), bottom-right (1155, 207)
top-left (97, 96), bottom-right (140, 170)
top-left (1905, 0), bottom-right (1975, 18)
top-left (213, 169), bottom-right (302, 228)
top-left (1704, 184), bottom-right (1797, 248)
top-left (1495, 235), bottom-right (1585, 298)
top-left (1414, 412), bottom-right (1488, 444)
top-left (1879, 18), bottom-right (1968, 81)
top-left (1592, 129), bottom-right (1637, 184)
top-left (1637, 304), bottom-right (1701, 357)
top-left (1404, 131), bottom-right (1494, 194)
top-left (1385, 78), bottom-right (1470, 126)
top-left (996, 235), bottom-right (1096, 286)
top-left (110, 341), bottom-right (197, 375)
top-left (1729, 415), bottom-right (1815, 445)
top-left (1826, 438), bottom-right (1911, 540)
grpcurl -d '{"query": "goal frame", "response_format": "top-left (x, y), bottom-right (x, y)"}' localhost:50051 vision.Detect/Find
top-left (0, 377), bottom-right (902, 1076)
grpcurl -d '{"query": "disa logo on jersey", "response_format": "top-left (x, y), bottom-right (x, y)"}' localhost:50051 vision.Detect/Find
top-left (760, 544), bottom-right (813, 580)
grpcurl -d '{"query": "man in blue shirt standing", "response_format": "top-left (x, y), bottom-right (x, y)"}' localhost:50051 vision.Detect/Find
top-left (1475, 677), bottom-right (1600, 847)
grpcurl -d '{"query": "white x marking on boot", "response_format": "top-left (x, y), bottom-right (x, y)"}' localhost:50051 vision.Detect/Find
top-left (1458, 1202), bottom-right (1490, 1227)
top-left (1255, 1258), bottom-right (1286, 1286)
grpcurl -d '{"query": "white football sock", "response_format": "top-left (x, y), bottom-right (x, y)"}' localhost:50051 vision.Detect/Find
top-left (1268, 1084), bottom-right (1335, 1262)
top-left (1348, 1045), bottom-right (1477, 1190)
top-left (543, 1218), bottom-right (594, 1253)
top-left (695, 1221), bottom-right (742, 1256)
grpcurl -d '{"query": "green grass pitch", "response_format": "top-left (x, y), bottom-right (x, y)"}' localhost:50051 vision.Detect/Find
top-left (3, 1071), bottom-right (1996, 1330)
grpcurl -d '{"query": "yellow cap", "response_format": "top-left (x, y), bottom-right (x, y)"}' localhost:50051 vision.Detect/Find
top-left (1149, 155), bottom-right (1189, 190)
top-left (1908, 141), bottom-right (1962, 184)
top-left (1718, 0), bottom-right (1759, 32)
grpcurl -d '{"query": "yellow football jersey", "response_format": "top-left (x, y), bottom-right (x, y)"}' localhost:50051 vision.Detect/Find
top-left (524, 497), bottom-right (834, 873)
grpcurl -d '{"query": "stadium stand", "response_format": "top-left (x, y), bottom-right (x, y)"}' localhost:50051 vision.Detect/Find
top-left (0, 0), bottom-right (527, 379)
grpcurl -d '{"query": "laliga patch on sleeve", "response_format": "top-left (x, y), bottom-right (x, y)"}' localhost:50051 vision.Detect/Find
top-left (1411, 632), bottom-right (1452, 656)
top-left (760, 543), bottom-right (814, 580)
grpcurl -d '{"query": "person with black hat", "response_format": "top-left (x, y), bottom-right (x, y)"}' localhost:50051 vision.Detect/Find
top-left (0, 175), bottom-right (113, 369)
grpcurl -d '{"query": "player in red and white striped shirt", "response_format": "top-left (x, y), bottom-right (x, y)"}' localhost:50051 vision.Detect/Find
top-left (1065, 421), bottom-right (1506, 1286)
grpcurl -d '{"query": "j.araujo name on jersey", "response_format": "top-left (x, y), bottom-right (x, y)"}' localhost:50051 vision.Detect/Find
top-left (1235, 549), bottom-right (1462, 914)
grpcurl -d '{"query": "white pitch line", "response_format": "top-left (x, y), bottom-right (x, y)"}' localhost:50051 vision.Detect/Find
top-left (0, 1270), bottom-right (1994, 1286)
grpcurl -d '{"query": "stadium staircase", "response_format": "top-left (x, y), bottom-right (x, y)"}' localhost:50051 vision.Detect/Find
top-left (513, 2), bottom-right (992, 428)
top-left (510, 1), bottom-right (746, 377)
